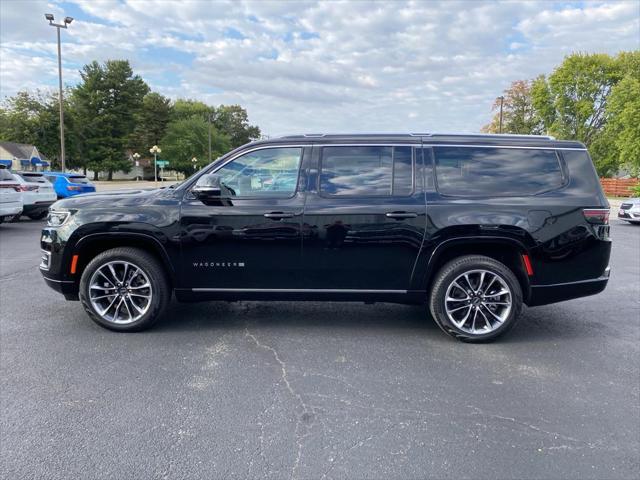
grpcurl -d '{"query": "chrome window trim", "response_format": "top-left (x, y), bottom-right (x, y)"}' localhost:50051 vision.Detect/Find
top-left (428, 144), bottom-right (586, 151)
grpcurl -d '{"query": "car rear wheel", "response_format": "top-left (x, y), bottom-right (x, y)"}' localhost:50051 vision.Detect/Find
top-left (27, 211), bottom-right (48, 220)
top-left (429, 255), bottom-right (523, 342)
top-left (79, 247), bottom-right (171, 332)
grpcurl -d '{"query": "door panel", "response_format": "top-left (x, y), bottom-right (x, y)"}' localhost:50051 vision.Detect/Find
top-left (301, 145), bottom-right (427, 291)
top-left (179, 146), bottom-right (309, 289)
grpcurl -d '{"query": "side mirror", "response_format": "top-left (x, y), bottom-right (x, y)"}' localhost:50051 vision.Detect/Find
top-left (192, 174), bottom-right (222, 200)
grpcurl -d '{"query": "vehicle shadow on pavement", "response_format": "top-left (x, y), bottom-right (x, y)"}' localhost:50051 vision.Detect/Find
top-left (150, 300), bottom-right (606, 344)
top-left (154, 300), bottom-right (440, 333)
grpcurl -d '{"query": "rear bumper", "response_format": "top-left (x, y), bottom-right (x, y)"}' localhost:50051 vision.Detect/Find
top-left (0, 203), bottom-right (23, 218)
top-left (527, 267), bottom-right (610, 307)
top-left (23, 200), bottom-right (55, 215)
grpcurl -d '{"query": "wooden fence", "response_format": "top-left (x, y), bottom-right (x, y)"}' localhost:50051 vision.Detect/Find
top-left (600, 178), bottom-right (639, 197)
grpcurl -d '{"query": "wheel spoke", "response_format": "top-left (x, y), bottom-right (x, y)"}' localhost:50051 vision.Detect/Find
top-left (99, 295), bottom-right (119, 317)
top-left (128, 297), bottom-right (145, 314)
top-left (478, 271), bottom-right (486, 291)
top-left (471, 309), bottom-right (477, 331)
top-left (97, 270), bottom-right (115, 287)
top-left (448, 304), bottom-right (471, 313)
top-left (481, 303), bottom-right (505, 323)
top-left (128, 282), bottom-right (151, 290)
top-left (107, 264), bottom-right (120, 284)
top-left (122, 297), bottom-right (133, 320)
top-left (92, 293), bottom-right (117, 301)
top-left (453, 305), bottom-right (473, 328)
top-left (483, 289), bottom-right (509, 298)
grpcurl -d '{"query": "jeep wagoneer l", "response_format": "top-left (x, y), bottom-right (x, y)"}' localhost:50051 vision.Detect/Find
top-left (40, 133), bottom-right (611, 341)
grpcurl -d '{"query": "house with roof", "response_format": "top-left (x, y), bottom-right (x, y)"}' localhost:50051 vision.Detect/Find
top-left (0, 142), bottom-right (50, 171)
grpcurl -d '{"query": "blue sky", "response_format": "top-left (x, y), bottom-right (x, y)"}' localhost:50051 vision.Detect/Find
top-left (1, 0), bottom-right (638, 135)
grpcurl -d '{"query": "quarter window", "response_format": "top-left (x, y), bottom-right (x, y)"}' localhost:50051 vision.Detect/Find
top-left (320, 146), bottom-right (413, 196)
top-left (214, 147), bottom-right (302, 197)
top-left (433, 147), bottom-right (564, 196)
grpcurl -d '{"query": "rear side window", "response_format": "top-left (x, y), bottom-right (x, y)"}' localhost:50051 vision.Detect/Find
top-left (18, 173), bottom-right (47, 183)
top-left (69, 175), bottom-right (90, 184)
top-left (0, 169), bottom-right (15, 181)
top-left (433, 147), bottom-right (564, 196)
top-left (320, 146), bottom-right (413, 196)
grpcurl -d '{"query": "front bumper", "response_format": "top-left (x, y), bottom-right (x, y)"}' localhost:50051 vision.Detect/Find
top-left (41, 273), bottom-right (78, 299)
top-left (527, 267), bottom-right (610, 307)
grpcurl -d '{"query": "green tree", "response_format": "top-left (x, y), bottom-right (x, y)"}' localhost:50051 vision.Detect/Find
top-left (482, 80), bottom-right (543, 134)
top-left (211, 104), bottom-right (261, 148)
top-left (531, 53), bottom-right (620, 143)
top-left (131, 92), bottom-right (172, 151)
top-left (171, 99), bottom-right (211, 122)
top-left (160, 117), bottom-right (231, 175)
top-left (601, 76), bottom-right (640, 176)
top-left (73, 60), bottom-right (149, 179)
top-left (0, 90), bottom-right (81, 169)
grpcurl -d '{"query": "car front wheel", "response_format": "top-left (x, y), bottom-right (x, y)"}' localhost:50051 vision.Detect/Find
top-left (79, 247), bottom-right (171, 332)
top-left (429, 255), bottom-right (523, 342)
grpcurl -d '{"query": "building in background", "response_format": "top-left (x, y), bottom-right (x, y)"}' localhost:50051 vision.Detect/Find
top-left (0, 142), bottom-right (50, 171)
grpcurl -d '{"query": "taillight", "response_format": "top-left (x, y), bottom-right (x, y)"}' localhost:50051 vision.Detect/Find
top-left (16, 184), bottom-right (38, 192)
top-left (583, 209), bottom-right (609, 225)
top-left (0, 183), bottom-right (20, 191)
top-left (67, 185), bottom-right (81, 191)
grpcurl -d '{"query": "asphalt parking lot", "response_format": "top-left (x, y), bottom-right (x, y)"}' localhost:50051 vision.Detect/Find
top-left (1, 218), bottom-right (638, 479)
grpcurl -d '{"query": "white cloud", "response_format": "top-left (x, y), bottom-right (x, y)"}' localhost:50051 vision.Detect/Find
top-left (1, 0), bottom-right (638, 135)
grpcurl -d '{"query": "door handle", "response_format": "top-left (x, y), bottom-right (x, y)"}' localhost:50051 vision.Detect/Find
top-left (264, 211), bottom-right (295, 219)
top-left (385, 211), bottom-right (418, 219)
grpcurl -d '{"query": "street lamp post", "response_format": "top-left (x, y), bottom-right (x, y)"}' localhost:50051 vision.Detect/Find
top-left (149, 145), bottom-right (161, 186)
top-left (192, 157), bottom-right (198, 172)
top-left (45, 13), bottom-right (73, 173)
top-left (132, 153), bottom-right (141, 181)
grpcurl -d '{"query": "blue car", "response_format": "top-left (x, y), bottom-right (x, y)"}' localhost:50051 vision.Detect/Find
top-left (43, 172), bottom-right (96, 198)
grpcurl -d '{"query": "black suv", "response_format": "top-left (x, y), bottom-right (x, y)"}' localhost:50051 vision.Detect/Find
top-left (40, 133), bottom-right (611, 341)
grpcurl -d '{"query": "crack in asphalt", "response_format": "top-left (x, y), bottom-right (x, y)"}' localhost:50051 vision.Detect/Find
top-left (244, 327), bottom-right (314, 480)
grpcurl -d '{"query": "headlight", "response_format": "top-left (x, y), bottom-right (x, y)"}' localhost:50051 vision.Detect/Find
top-left (47, 210), bottom-right (70, 227)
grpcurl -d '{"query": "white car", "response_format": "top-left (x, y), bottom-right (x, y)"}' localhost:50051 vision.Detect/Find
top-left (618, 197), bottom-right (640, 224)
top-left (0, 168), bottom-right (23, 223)
top-left (12, 171), bottom-right (57, 220)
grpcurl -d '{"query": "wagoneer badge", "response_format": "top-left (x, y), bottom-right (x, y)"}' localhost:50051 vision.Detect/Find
top-left (192, 262), bottom-right (245, 268)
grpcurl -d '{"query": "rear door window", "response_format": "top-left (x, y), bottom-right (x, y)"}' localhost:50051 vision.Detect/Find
top-left (319, 146), bottom-right (413, 196)
top-left (433, 147), bottom-right (564, 196)
top-left (69, 176), bottom-right (90, 184)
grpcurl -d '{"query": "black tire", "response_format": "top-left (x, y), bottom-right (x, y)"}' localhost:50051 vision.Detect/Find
top-left (27, 211), bottom-right (48, 220)
top-left (79, 247), bottom-right (171, 332)
top-left (429, 255), bottom-right (523, 343)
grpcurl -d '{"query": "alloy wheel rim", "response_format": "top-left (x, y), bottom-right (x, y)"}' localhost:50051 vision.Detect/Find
top-left (444, 269), bottom-right (512, 335)
top-left (88, 261), bottom-right (152, 324)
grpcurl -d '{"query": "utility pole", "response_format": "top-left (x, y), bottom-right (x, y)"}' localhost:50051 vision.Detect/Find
top-left (498, 96), bottom-right (504, 134)
top-left (45, 14), bottom-right (73, 172)
top-left (208, 111), bottom-right (213, 163)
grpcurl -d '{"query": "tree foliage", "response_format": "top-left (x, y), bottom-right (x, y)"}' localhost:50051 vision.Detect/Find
top-left (485, 51), bottom-right (640, 177)
top-left (0, 59), bottom-right (261, 179)
top-left (482, 80), bottom-right (543, 134)
top-left (160, 117), bottom-right (231, 175)
top-left (73, 60), bottom-right (149, 179)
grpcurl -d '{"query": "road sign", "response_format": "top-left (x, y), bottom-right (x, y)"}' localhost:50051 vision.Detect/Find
top-left (156, 160), bottom-right (169, 167)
